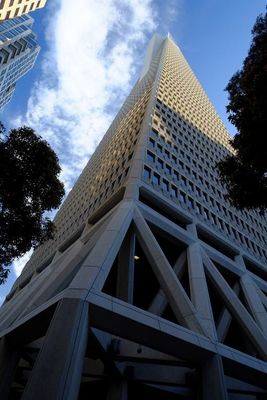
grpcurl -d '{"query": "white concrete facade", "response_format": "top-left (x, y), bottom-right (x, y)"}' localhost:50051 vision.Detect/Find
top-left (0, 34), bottom-right (267, 399)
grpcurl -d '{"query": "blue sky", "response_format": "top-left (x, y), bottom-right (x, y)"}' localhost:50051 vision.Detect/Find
top-left (0, 0), bottom-right (266, 303)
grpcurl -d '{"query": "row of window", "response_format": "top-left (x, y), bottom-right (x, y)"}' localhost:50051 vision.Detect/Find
top-left (154, 102), bottom-right (228, 165)
top-left (146, 146), bottom-right (267, 246)
top-left (150, 108), bottom-right (267, 234)
top-left (143, 165), bottom-right (267, 261)
top-left (30, 90), bottom-right (150, 269)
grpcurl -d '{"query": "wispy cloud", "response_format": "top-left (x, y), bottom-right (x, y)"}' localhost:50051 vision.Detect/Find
top-left (11, 0), bottom-right (183, 280)
top-left (14, 0), bottom-right (158, 193)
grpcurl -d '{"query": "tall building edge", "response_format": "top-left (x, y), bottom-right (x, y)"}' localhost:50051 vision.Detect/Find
top-left (0, 34), bottom-right (267, 399)
top-left (0, 14), bottom-right (40, 110)
top-left (0, 0), bottom-right (47, 21)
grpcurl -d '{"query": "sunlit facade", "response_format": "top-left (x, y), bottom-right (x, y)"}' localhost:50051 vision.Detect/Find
top-left (0, 0), bottom-right (47, 21)
top-left (0, 34), bottom-right (267, 399)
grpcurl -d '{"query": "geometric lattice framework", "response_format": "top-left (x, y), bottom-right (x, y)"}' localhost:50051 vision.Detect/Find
top-left (1, 34), bottom-right (267, 399)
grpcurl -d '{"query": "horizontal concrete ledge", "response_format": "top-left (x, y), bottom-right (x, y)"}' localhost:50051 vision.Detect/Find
top-left (88, 292), bottom-right (211, 364)
top-left (1, 291), bottom-right (267, 389)
top-left (88, 291), bottom-right (267, 388)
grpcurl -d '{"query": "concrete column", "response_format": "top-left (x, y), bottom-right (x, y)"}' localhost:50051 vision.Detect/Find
top-left (22, 298), bottom-right (89, 400)
top-left (107, 378), bottom-right (128, 400)
top-left (116, 229), bottom-right (135, 304)
top-left (201, 355), bottom-right (228, 400)
top-left (0, 337), bottom-right (20, 400)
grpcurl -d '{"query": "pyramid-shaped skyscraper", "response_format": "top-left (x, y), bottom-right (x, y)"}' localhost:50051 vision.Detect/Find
top-left (1, 34), bottom-right (267, 400)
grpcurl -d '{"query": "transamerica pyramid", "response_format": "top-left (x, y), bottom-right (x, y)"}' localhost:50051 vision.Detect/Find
top-left (1, 33), bottom-right (267, 400)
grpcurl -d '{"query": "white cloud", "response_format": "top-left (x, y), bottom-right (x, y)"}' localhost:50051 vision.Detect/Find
top-left (14, 0), bottom-right (158, 193)
top-left (13, 249), bottom-right (33, 277)
top-left (9, 0), bottom-right (159, 281)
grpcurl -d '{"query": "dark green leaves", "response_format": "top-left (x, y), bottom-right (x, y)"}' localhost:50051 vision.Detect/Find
top-left (0, 125), bottom-right (65, 284)
top-left (218, 8), bottom-right (267, 213)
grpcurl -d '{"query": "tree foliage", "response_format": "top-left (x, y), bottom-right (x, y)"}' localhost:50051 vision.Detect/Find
top-left (0, 124), bottom-right (65, 284)
top-left (217, 8), bottom-right (267, 213)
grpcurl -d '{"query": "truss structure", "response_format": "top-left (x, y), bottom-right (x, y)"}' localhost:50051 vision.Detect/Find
top-left (1, 34), bottom-right (267, 399)
top-left (1, 197), bottom-right (267, 399)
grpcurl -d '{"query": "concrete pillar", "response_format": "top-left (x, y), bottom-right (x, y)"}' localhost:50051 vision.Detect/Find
top-left (21, 298), bottom-right (89, 400)
top-left (107, 378), bottom-right (128, 400)
top-left (201, 355), bottom-right (228, 400)
top-left (0, 337), bottom-right (20, 400)
top-left (116, 230), bottom-right (135, 304)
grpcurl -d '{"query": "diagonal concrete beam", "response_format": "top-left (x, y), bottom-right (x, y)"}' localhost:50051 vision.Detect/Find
top-left (133, 207), bottom-right (207, 336)
top-left (89, 201), bottom-right (135, 292)
top-left (240, 274), bottom-right (267, 337)
top-left (216, 282), bottom-right (240, 343)
top-left (148, 251), bottom-right (186, 316)
top-left (202, 249), bottom-right (267, 359)
top-left (187, 243), bottom-right (217, 341)
top-left (116, 229), bottom-right (135, 304)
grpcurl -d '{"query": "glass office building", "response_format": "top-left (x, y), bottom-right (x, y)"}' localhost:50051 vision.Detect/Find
top-left (0, 14), bottom-right (40, 110)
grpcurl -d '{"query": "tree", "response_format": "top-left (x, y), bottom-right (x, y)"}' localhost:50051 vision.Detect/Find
top-left (0, 124), bottom-right (65, 284)
top-left (217, 8), bottom-right (267, 213)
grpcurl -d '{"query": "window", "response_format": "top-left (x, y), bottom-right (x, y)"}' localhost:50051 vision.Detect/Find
top-left (179, 191), bottom-right (186, 203)
top-left (157, 143), bottom-right (163, 153)
top-left (203, 208), bottom-right (208, 220)
top-left (165, 164), bottom-right (172, 175)
top-left (210, 214), bottom-right (216, 224)
top-left (147, 151), bottom-right (155, 163)
top-left (171, 186), bottom-right (177, 198)
top-left (188, 197), bottom-right (194, 209)
top-left (218, 219), bottom-right (224, 230)
top-left (181, 176), bottom-right (187, 186)
top-left (164, 149), bottom-right (170, 158)
top-left (153, 173), bottom-right (160, 186)
top-left (225, 224), bottom-right (231, 235)
top-left (149, 138), bottom-right (155, 147)
top-left (143, 166), bottom-right (151, 179)
top-left (157, 158), bottom-right (164, 169)
top-left (173, 171), bottom-right (179, 180)
top-left (162, 179), bottom-right (169, 191)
